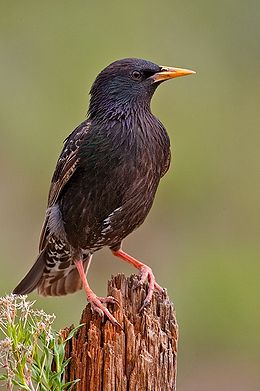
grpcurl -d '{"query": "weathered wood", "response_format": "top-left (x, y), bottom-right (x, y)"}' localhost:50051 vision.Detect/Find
top-left (63, 274), bottom-right (178, 391)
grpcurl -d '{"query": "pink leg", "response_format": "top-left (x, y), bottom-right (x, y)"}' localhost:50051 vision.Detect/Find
top-left (112, 249), bottom-right (163, 310)
top-left (74, 259), bottom-right (120, 327)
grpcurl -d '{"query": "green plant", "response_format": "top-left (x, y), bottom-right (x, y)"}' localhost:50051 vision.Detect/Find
top-left (0, 294), bottom-right (80, 390)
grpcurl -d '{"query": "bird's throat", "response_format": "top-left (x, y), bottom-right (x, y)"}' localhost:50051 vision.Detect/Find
top-left (88, 97), bottom-right (152, 130)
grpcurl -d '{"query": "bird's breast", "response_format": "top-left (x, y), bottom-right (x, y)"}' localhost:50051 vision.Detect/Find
top-left (60, 117), bottom-right (170, 249)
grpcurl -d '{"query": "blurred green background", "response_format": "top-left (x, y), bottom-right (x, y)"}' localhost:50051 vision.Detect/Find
top-left (0, 1), bottom-right (259, 389)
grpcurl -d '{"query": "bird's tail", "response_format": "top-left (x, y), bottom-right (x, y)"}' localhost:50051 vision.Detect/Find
top-left (13, 250), bottom-right (46, 295)
top-left (13, 238), bottom-right (90, 297)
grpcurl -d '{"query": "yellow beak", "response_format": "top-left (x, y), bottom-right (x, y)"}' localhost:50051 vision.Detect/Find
top-left (152, 66), bottom-right (196, 82)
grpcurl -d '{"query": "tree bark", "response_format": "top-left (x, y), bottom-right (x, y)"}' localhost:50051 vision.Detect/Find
top-left (63, 274), bottom-right (178, 391)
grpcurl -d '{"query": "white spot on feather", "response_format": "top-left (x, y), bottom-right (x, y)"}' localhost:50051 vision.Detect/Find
top-left (101, 207), bottom-right (122, 235)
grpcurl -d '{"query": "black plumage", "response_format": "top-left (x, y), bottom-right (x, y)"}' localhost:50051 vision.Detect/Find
top-left (14, 58), bottom-right (195, 325)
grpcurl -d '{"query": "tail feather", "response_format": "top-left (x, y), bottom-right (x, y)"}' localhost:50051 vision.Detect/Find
top-left (38, 262), bottom-right (84, 296)
top-left (13, 237), bottom-right (91, 297)
top-left (13, 251), bottom-right (46, 295)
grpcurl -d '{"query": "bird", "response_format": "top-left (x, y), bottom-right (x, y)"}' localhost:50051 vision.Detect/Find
top-left (13, 58), bottom-right (195, 326)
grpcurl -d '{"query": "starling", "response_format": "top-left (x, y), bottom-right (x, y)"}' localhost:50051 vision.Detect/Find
top-left (14, 58), bottom-right (195, 325)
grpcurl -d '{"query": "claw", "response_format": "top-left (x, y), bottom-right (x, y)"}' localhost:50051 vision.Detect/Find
top-left (88, 293), bottom-right (121, 328)
top-left (138, 265), bottom-right (164, 312)
top-left (154, 281), bottom-right (164, 293)
top-left (90, 303), bottom-right (104, 318)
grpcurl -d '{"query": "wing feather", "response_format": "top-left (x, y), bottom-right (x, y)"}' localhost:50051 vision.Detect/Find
top-left (39, 121), bottom-right (91, 251)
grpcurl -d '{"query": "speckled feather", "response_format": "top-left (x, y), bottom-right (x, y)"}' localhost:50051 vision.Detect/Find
top-left (13, 58), bottom-right (171, 297)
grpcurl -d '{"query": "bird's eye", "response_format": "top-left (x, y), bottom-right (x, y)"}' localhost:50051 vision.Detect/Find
top-left (131, 70), bottom-right (142, 80)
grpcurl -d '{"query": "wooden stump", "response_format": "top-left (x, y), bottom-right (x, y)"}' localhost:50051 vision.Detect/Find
top-left (63, 274), bottom-right (178, 391)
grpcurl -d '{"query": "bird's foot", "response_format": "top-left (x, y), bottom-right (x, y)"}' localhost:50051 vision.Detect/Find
top-left (97, 295), bottom-right (120, 306)
top-left (74, 259), bottom-right (121, 327)
top-left (138, 265), bottom-right (164, 311)
top-left (86, 291), bottom-right (121, 328)
top-left (111, 249), bottom-right (164, 312)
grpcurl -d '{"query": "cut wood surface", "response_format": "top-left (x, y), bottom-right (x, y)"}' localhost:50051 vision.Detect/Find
top-left (63, 274), bottom-right (178, 391)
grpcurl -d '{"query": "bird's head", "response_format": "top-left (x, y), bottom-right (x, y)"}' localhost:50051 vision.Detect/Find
top-left (88, 58), bottom-right (195, 121)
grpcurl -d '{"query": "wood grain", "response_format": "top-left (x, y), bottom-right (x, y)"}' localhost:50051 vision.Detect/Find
top-left (63, 274), bottom-right (178, 390)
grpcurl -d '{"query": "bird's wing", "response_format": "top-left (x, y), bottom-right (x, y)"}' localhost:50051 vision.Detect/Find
top-left (39, 120), bottom-right (91, 251)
